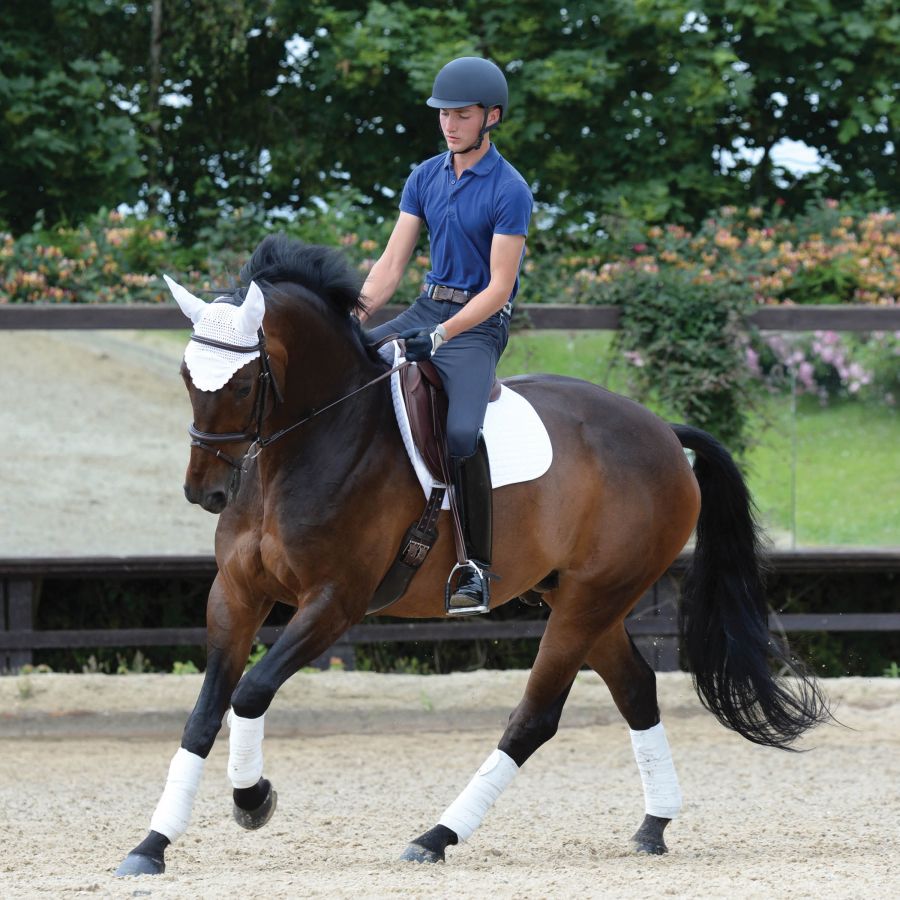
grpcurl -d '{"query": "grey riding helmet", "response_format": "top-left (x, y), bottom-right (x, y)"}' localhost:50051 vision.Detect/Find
top-left (426, 57), bottom-right (509, 122)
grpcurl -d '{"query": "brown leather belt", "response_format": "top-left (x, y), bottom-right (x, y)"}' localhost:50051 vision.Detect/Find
top-left (425, 282), bottom-right (471, 304)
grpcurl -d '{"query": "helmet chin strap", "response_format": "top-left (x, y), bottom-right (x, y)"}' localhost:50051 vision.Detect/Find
top-left (449, 108), bottom-right (499, 158)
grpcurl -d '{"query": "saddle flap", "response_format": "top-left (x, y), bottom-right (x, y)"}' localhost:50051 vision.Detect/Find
top-left (400, 361), bottom-right (449, 483)
top-left (399, 351), bottom-right (501, 485)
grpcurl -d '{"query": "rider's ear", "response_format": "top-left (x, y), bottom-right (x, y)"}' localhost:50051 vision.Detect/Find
top-left (235, 281), bottom-right (266, 336)
top-left (164, 274), bottom-right (207, 324)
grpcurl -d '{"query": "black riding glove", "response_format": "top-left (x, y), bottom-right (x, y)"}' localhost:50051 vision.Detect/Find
top-left (400, 324), bottom-right (447, 362)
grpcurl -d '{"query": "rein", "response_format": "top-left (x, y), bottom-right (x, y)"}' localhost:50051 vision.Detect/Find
top-left (187, 329), bottom-right (408, 470)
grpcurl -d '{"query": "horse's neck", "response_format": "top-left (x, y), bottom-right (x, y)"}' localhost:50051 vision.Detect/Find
top-left (275, 302), bottom-right (381, 405)
top-left (262, 307), bottom-right (394, 476)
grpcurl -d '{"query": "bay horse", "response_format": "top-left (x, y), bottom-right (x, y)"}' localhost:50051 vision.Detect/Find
top-left (116, 234), bottom-right (828, 876)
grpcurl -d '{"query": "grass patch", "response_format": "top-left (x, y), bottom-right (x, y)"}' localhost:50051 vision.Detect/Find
top-left (745, 396), bottom-right (899, 547)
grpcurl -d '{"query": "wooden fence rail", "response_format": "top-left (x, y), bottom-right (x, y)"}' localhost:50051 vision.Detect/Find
top-left (3, 550), bottom-right (898, 674)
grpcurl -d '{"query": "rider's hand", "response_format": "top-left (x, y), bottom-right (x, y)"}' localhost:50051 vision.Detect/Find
top-left (400, 324), bottom-right (447, 362)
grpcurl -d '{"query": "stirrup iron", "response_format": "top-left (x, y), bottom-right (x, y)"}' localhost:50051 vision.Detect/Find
top-left (445, 560), bottom-right (492, 616)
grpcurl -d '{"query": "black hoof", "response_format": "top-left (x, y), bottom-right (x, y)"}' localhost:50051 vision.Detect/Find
top-left (115, 853), bottom-right (165, 876)
top-left (399, 842), bottom-right (445, 863)
top-left (630, 813), bottom-right (670, 855)
top-left (233, 781), bottom-right (277, 830)
top-left (398, 824), bottom-right (456, 863)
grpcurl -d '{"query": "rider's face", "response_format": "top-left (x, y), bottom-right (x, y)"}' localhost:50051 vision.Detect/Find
top-left (439, 105), bottom-right (499, 151)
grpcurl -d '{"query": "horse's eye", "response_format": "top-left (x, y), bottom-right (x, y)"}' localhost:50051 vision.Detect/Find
top-left (234, 383), bottom-right (252, 399)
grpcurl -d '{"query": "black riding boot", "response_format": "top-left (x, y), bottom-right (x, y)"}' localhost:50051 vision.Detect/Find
top-left (446, 432), bottom-right (493, 616)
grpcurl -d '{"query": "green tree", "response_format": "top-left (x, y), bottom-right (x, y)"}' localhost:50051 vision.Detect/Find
top-left (267, 0), bottom-right (899, 228)
top-left (2, 1), bottom-right (896, 237)
top-left (701, 0), bottom-right (900, 205)
top-left (0, 0), bottom-right (144, 232)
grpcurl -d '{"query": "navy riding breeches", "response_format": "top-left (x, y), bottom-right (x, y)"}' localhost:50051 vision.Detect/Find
top-left (368, 294), bottom-right (510, 458)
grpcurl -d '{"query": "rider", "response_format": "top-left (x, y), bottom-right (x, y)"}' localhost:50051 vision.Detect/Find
top-left (362, 57), bottom-right (533, 615)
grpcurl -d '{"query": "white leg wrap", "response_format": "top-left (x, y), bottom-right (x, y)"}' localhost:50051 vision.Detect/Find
top-left (630, 721), bottom-right (682, 818)
top-left (438, 748), bottom-right (519, 842)
top-left (227, 709), bottom-right (266, 789)
top-left (148, 748), bottom-right (205, 843)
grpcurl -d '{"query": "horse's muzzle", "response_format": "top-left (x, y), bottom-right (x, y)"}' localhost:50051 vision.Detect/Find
top-left (183, 465), bottom-right (242, 513)
top-left (184, 482), bottom-right (228, 514)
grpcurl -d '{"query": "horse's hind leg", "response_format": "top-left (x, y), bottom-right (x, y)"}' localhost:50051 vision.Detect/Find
top-left (401, 608), bottom-right (597, 863)
top-left (116, 578), bottom-right (271, 876)
top-left (585, 624), bottom-right (682, 854)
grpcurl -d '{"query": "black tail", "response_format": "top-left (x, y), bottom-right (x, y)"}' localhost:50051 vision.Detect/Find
top-left (673, 424), bottom-right (830, 749)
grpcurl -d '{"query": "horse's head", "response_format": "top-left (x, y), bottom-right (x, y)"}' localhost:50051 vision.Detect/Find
top-left (166, 275), bottom-right (281, 513)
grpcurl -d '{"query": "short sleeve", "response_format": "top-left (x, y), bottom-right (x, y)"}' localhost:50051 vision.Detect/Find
top-left (494, 179), bottom-right (533, 236)
top-left (399, 166), bottom-right (423, 218)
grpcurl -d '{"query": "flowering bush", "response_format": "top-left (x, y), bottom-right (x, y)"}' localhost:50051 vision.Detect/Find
top-left (0, 210), bottom-right (173, 304)
top-left (526, 198), bottom-right (899, 308)
top-left (753, 330), bottom-right (899, 406)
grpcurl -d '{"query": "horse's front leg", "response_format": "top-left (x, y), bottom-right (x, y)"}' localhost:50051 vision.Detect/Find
top-left (116, 576), bottom-right (271, 876)
top-left (225, 588), bottom-right (355, 824)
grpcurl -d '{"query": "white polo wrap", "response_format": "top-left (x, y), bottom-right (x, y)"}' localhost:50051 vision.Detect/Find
top-left (438, 748), bottom-right (519, 842)
top-left (228, 709), bottom-right (266, 789)
top-left (630, 722), bottom-right (682, 818)
top-left (148, 747), bottom-right (205, 842)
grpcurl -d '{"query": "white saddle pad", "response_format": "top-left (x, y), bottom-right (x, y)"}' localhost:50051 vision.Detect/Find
top-left (380, 342), bottom-right (553, 509)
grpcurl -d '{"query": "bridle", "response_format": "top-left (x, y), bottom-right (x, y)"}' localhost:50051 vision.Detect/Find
top-left (186, 323), bottom-right (407, 472)
top-left (187, 329), bottom-right (282, 470)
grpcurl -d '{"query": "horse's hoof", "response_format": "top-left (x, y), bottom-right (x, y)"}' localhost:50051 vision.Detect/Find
top-left (631, 837), bottom-right (668, 855)
top-left (233, 783), bottom-right (277, 830)
top-left (630, 813), bottom-right (670, 855)
top-left (114, 853), bottom-right (165, 876)
top-left (399, 842), bottom-right (445, 864)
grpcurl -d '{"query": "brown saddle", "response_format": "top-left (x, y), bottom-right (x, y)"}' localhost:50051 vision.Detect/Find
top-left (367, 341), bottom-right (501, 615)
top-left (401, 359), bottom-right (501, 482)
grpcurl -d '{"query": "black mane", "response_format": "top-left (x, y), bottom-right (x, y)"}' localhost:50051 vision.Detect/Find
top-left (239, 233), bottom-right (366, 318)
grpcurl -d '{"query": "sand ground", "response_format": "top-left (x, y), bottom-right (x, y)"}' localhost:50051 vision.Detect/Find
top-left (0, 670), bottom-right (898, 899)
top-left (0, 328), bottom-right (216, 558)
top-left (2, 333), bottom-right (898, 896)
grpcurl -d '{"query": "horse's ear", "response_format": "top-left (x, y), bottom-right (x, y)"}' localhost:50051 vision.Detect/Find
top-left (163, 274), bottom-right (206, 324)
top-left (235, 280), bottom-right (266, 335)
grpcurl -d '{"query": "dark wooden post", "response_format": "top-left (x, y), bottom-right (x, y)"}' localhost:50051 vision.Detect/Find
top-left (3, 577), bottom-right (35, 672)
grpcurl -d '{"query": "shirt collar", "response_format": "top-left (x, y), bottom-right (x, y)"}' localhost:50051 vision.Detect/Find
top-left (441, 144), bottom-right (501, 176)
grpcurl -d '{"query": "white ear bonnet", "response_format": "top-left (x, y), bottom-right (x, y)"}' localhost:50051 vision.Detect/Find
top-left (165, 276), bottom-right (265, 392)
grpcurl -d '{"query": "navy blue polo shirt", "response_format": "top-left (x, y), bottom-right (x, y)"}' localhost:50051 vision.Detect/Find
top-left (399, 145), bottom-right (533, 301)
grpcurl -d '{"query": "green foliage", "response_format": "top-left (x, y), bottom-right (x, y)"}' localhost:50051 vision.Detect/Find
top-left (0, 1), bottom-right (144, 231)
top-left (172, 660), bottom-right (200, 675)
top-left (2, 1), bottom-right (899, 237)
top-left (245, 642), bottom-right (268, 671)
top-left (117, 650), bottom-right (152, 674)
top-left (604, 265), bottom-right (759, 454)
